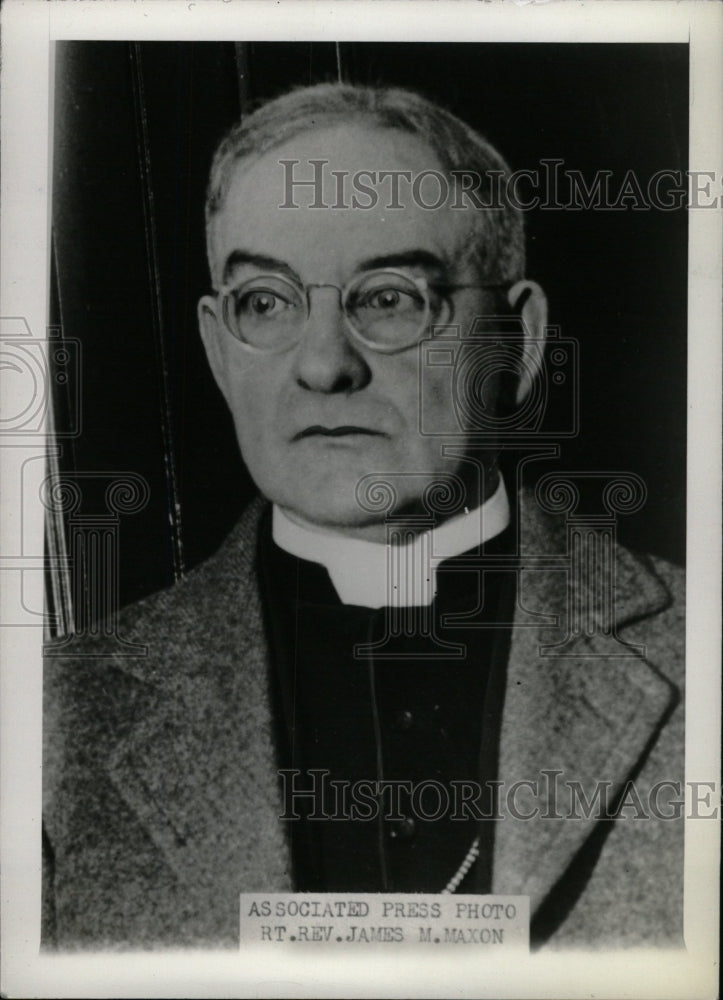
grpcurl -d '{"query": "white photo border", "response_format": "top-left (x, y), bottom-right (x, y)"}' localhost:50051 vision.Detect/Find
top-left (1, 1), bottom-right (720, 997)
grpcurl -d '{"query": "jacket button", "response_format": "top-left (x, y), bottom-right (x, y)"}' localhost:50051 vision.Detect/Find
top-left (388, 816), bottom-right (416, 841)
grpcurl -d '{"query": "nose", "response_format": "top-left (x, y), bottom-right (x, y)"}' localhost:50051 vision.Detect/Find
top-left (293, 287), bottom-right (371, 394)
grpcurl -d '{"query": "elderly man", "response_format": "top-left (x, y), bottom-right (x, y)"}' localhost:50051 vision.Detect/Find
top-left (43, 83), bottom-right (684, 950)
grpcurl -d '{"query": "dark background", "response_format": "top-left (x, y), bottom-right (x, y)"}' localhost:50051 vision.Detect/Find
top-left (50, 41), bottom-right (688, 613)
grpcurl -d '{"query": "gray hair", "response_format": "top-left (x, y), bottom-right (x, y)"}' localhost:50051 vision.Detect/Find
top-left (205, 82), bottom-right (525, 284)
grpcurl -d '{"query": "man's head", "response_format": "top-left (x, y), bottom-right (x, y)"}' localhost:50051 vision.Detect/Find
top-left (198, 83), bottom-right (547, 539)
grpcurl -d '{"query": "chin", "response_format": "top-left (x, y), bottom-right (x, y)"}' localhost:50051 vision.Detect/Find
top-left (260, 472), bottom-right (377, 528)
top-left (274, 477), bottom-right (444, 537)
top-left (282, 494), bottom-right (384, 531)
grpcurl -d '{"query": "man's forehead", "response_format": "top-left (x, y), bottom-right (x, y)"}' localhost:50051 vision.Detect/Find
top-left (209, 122), bottom-right (479, 283)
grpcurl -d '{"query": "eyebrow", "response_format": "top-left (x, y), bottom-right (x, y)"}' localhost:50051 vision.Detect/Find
top-left (356, 249), bottom-right (450, 276)
top-left (221, 247), bottom-right (451, 286)
top-left (221, 250), bottom-right (301, 285)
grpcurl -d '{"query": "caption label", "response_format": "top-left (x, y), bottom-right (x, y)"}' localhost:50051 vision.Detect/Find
top-left (240, 893), bottom-right (529, 948)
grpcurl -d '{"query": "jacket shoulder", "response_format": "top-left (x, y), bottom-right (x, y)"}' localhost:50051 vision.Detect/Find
top-left (44, 497), bottom-right (267, 673)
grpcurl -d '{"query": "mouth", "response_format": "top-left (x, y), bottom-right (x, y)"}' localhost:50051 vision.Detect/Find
top-left (293, 425), bottom-right (386, 441)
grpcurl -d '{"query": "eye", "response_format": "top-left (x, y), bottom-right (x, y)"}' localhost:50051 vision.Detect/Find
top-left (235, 287), bottom-right (297, 319)
top-left (355, 284), bottom-right (425, 314)
top-left (368, 288), bottom-right (404, 310)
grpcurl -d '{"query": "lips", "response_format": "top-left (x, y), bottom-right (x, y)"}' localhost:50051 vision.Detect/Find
top-left (293, 425), bottom-right (385, 441)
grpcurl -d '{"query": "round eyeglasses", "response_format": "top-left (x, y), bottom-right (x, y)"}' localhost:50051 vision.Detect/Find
top-left (219, 268), bottom-right (506, 355)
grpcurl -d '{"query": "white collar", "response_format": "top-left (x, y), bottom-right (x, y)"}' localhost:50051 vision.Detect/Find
top-left (272, 476), bottom-right (510, 608)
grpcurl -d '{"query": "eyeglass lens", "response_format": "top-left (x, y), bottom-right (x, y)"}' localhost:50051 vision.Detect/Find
top-left (224, 271), bottom-right (431, 351)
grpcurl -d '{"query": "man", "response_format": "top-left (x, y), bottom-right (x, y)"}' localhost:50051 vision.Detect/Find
top-left (43, 83), bottom-right (684, 950)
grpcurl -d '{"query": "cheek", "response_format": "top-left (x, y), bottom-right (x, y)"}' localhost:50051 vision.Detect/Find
top-left (221, 360), bottom-right (282, 452)
top-left (389, 362), bottom-right (458, 467)
top-left (415, 361), bottom-right (455, 436)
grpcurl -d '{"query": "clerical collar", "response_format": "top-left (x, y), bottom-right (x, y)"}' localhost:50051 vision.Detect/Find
top-left (272, 477), bottom-right (510, 609)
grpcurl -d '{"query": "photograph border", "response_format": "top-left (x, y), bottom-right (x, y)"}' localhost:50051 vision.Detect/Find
top-left (1, 2), bottom-right (720, 997)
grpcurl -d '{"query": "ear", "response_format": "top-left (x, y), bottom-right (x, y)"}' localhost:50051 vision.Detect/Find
top-left (507, 279), bottom-right (548, 405)
top-left (197, 295), bottom-right (231, 404)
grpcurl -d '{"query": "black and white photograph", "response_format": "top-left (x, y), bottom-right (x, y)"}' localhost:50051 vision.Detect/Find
top-left (0, 2), bottom-right (720, 997)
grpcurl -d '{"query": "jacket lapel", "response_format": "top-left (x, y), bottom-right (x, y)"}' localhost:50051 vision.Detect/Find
top-left (492, 497), bottom-right (679, 912)
top-left (107, 500), bottom-right (293, 915)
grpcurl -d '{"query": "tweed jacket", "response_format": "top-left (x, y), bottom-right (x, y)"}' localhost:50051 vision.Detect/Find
top-left (42, 489), bottom-right (685, 951)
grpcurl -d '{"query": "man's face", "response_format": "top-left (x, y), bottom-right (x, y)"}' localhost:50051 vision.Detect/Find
top-left (199, 123), bottom-right (501, 538)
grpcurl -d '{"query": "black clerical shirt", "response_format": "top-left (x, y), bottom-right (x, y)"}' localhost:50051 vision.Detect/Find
top-left (258, 509), bottom-right (514, 895)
